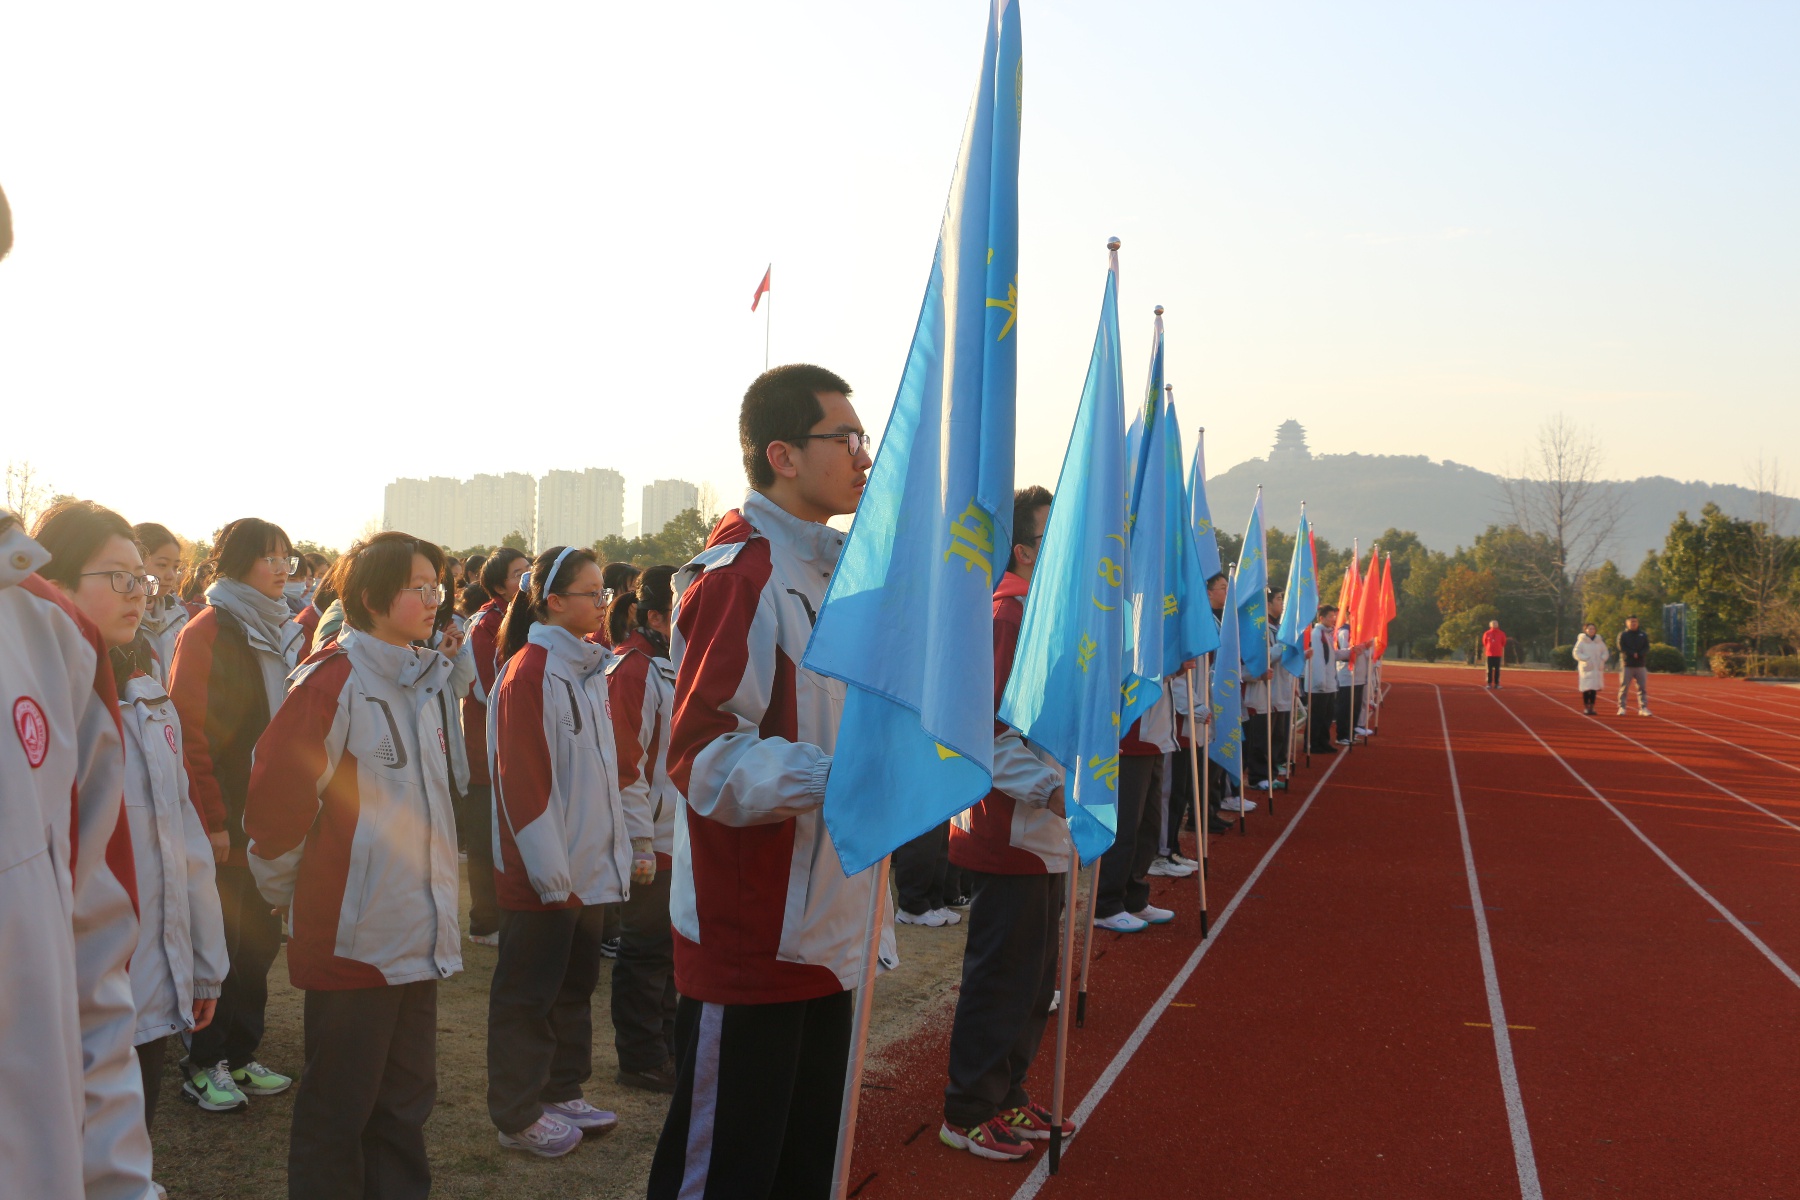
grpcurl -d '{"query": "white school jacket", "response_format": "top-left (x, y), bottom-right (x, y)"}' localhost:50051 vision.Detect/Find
top-left (120, 673), bottom-right (227, 1043)
top-left (1303, 621), bottom-right (1350, 694)
top-left (607, 629), bottom-right (680, 861)
top-left (139, 594), bottom-right (190, 685)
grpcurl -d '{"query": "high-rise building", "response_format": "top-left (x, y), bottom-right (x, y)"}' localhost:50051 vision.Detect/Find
top-left (458, 472), bottom-right (538, 550)
top-left (537, 468), bottom-right (625, 550)
top-left (383, 476), bottom-right (459, 545)
top-left (641, 478), bottom-right (700, 538)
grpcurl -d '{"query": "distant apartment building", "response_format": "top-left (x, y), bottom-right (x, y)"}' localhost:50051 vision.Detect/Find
top-left (537, 468), bottom-right (625, 550)
top-left (459, 472), bottom-right (538, 550)
top-left (641, 478), bottom-right (699, 537)
top-left (382, 476), bottom-right (460, 546)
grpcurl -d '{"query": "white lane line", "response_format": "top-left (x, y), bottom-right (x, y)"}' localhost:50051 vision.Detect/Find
top-left (1434, 686), bottom-right (1544, 1200)
top-left (1485, 690), bottom-right (1800, 992)
top-left (1007, 736), bottom-right (1351, 1200)
top-left (1660, 693), bottom-right (1800, 743)
top-left (1506, 685), bottom-right (1800, 835)
top-left (1649, 710), bottom-right (1800, 777)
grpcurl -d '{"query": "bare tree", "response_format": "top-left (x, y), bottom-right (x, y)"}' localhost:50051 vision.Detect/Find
top-left (1728, 458), bottom-right (1799, 667)
top-left (1501, 414), bottom-right (1624, 643)
top-left (4, 460), bottom-right (53, 529)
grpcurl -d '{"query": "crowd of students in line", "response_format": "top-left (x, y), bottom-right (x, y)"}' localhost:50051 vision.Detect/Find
top-left (4, 364), bottom-right (1396, 1200)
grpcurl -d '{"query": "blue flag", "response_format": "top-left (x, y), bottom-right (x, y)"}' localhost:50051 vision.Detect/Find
top-left (1209, 569), bottom-right (1245, 780)
top-left (801, 0), bottom-right (1021, 876)
top-left (1121, 373), bottom-right (1218, 732)
top-left (999, 247), bottom-right (1126, 865)
top-left (1188, 431), bottom-right (1223, 583)
top-left (1125, 308), bottom-right (1164, 510)
top-left (1236, 488), bottom-right (1269, 677)
top-left (1276, 504), bottom-right (1317, 679)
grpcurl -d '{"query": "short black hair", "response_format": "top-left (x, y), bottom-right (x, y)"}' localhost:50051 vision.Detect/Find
top-left (740, 363), bottom-right (853, 488)
top-left (602, 561), bottom-right (641, 596)
top-left (31, 500), bottom-right (134, 588)
top-left (211, 518), bottom-right (292, 582)
top-left (340, 533), bottom-right (446, 632)
top-left (1206, 572), bottom-right (1227, 590)
top-left (131, 522), bottom-right (180, 558)
top-left (480, 547), bottom-right (528, 594)
top-left (1006, 485), bottom-right (1053, 574)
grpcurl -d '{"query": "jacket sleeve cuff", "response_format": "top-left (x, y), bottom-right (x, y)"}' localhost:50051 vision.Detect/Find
top-left (193, 983), bottom-right (224, 1000)
top-left (809, 756), bottom-right (833, 800)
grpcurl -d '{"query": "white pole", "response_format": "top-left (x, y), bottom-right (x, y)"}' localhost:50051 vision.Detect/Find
top-left (1049, 863), bottom-right (1079, 1171)
top-left (1185, 664), bottom-right (1209, 938)
top-left (829, 854), bottom-right (890, 1200)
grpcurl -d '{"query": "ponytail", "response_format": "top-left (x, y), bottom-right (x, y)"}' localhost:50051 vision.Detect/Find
top-left (605, 589), bottom-right (638, 647)
top-left (497, 545), bottom-right (597, 664)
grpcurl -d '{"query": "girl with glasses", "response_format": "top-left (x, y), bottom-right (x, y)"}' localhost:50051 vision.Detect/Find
top-left (167, 516), bottom-right (304, 1112)
top-left (485, 545), bottom-right (636, 1157)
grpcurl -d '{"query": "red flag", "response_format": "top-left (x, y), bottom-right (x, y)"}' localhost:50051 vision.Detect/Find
top-left (1353, 549), bottom-right (1382, 648)
top-left (751, 265), bottom-right (771, 312)
top-left (1374, 554), bottom-right (1397, 659)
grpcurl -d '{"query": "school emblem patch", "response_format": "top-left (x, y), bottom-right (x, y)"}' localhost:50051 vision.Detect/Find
top-left (164, 725), bottom-right (179, 754)
top-left (13, 696), bottom-right (48, 768)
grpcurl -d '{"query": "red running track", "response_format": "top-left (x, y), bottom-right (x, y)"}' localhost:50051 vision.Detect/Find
top-left (845, 667), bottom-right (1800, 1199)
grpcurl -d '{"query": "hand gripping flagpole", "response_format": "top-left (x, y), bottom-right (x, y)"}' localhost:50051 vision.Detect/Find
top-left (1185, 663), bottom-right (1209, 939)
top-left (1050, 855), bottom-right (1079, 1172)
top-left (829, 853), bottom-right (891, 1200)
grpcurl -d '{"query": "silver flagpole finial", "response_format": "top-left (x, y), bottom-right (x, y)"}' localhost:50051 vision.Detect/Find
top-left (1107, 236), bottom-right (1121, 250)
top-left (1154, 304), bottom-right (1164, 316)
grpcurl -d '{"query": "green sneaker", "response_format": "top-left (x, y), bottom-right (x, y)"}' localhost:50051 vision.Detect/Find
top-left (230, 1060), bottom-right (293, 1096)
top-left (179, 1058), bottom-right (248, 1113)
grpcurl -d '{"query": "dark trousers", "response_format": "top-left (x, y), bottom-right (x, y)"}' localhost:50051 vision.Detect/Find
top-left (1334, 684), bottom-right (1365, 740)
top-left (457, 784), bottom-right (499, 936)
top-left (1096, 753), bottom-right (1162, 918)
top-left (486, 904), bottom-right (607, 1134)
top-left (1486, 656), bottom-right (1502, 687)
top-left (1582, 689), bottom-right (1598, 710)
top-left (1273, 710), bottom-right (1292, 770)
top-left (190, 862), bottom-right (282, 1069)
top-left (894, 821), bottom-right (955, 915)
top-left (1244, 709), bottom-right (1271, 786)
top-left (1308, 692), bottom-right (1336, 753)
top-left (289, 982), bottom-right (437, 1200)
top-left (944, 871), bottom-right (1063, 1128)
top-left (648, 990), bottom-right (853, 1200)
top-left (136, 1036), bottom-right (167, 1131)
top-left (1163, 746), bottom-right (1198, 854)
top-left (613, 869), bottom-right (678, 1073)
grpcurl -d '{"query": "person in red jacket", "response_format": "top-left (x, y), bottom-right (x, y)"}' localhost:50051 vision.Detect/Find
top-left (1481, 619), bottom-right (1507, 689)
top-left (460, 546), bottom-right (527, 947)
top-left (939, 485), bottom-right (1077, 1162)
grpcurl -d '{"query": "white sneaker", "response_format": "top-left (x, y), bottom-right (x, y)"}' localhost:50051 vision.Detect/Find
top-left (1049, 989), bottom-right (1060, 1013)
top-left (1355, 727), bottom-right (1374, 737)
top-left (498, 1113), bottom-right (583, 1158)
top-left (897, 908), bottom-right (949, 927)
top-left (544, 1098), bottom-right (618, 1135)
top-left (1094, 912), bottom-right (1149, 933)
top-left (1168, 851), bottom-right (1200, 869)
top-left (1617, 707), bottom-right (1627, 716)
top-left (1133, 904), bottom-right (1175, 925)
top-left (1639, 708), bottom-right (1652, 717)
top-left (1147, 856), bottom-right (1196, 878)
top-left (929, 907), bottom-right (963, 926)
top-left (1219, 795), bottom-right (1258, 814)
top-left (469, 931), bottom-right (499, 947)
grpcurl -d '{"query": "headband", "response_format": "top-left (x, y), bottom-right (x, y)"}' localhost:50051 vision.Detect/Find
top-left (541, 545), bottom-right (581, 596)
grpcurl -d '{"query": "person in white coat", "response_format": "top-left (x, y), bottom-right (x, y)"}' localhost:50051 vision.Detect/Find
top-left (133, 522), bottom-right (189, 684)
top-left (1573, 623), bottom-right (1609, 716)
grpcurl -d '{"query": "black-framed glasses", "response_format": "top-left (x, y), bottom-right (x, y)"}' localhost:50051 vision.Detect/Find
top-left (396, 585), bottom-right (445, 606)
top-left (79, 570), bottom-right (160, 597)
top-left (788, 430), bottom-right (874, 459)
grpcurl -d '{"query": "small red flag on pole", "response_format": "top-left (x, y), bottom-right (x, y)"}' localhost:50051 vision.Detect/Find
top-left (751, 265), bottom-right (771, 312)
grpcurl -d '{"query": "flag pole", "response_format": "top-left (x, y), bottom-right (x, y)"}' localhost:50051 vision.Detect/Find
top-left (1075, 861), bottom-right (1098, 1027)
top-left (1266, 700), bottom-right (1276, 818)
top-left (1049, 860), bottom-right (1079, 1172)
top-left (829, 853), bottom-right (890, 1200)
top-left (1185, 664), bottom-right (1209, 938)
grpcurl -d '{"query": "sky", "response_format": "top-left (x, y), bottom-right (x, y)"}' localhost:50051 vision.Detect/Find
top-left (3, 1), bottom-right (1796, 552)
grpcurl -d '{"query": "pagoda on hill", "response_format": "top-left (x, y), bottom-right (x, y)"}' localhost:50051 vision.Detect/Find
top-left (1269, 419), bottom-right (1312, 463)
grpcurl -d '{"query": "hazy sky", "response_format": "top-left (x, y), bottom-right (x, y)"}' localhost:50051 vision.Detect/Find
top-left (4, 1), bottom-right (1795, 551)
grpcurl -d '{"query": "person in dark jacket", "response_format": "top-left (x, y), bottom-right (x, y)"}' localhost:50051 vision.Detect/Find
top-left (460, 547), bottom-right (528, 946)
top-left (1616, 615), bottom-right (1653, 716)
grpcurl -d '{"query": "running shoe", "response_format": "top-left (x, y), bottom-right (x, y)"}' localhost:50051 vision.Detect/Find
top-left (940, 1116), bottom-right (1033, 1161)
top-left (469, 930), bottom-right (499, 947)
top-left (897, 908), bottom-right (949, 927)
top-left (1617, 707), bottom-right (1627, 716)
top-left (544, 1098), bottom-right (617, 1135)
top-left (1355, 726), bottom-right (1374, 736)
top-left (1168, 851), bottom-right (1200, 869)
top-left (1218, 795), bottom-right (1258, 814)
top-left (230, 1060), bottom-right (291, 1096)
top-left (1000, 1100), bottom-right (1079, 1141)
top-left (617, 1061), bottom-right (678, 1094)
top-left (1147, 856), bottom-right (1195, 878)
top-left (179, 1058), bottom-right (247, 1113)
top-left (948, 894), bottom-right (973, 909)
top-left (1132, 904), bottom-right (1175, 925)
top-left (1093, 912), bottom-right (1150, 933)
top-left (1639, 708), bottom-right (1653, 716)
top-left (930, 907), bottom-right (964, 926)
top-left (498, 1113), bottom-right (583, 1157)
top-left (599, 937), bottom-right (621, 959)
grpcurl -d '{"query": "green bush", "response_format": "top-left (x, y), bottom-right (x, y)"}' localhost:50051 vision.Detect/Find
top-left (1647, 643), bottom-right (1686, 673)
top-left (1748, 655), bottom-right (1800, 679)
top-left (1550, 644), bottom-right (1576, 671)
top-left (1706, 642), bottom-right (1748, 678)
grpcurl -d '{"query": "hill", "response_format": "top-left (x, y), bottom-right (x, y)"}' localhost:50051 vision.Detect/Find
top-left (1205, 420), bottom-right (1774, 561)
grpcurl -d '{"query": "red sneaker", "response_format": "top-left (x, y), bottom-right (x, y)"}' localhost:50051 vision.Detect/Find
top-left (939, 1115), bottom-right (1033, 1161)
top-left (999, 1100), bottom-right (1078, 1141)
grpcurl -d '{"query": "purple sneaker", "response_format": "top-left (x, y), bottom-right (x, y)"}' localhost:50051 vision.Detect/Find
top-left (544, 1098), bottom-right (618, 1136)
top-left (497, 1113), bottom-right (582, 1158)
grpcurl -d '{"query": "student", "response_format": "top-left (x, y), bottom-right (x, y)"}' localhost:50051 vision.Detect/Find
top-left (487, 545), bottom-right (635, 1157)
top-left (1574, 622), bottom-right (1608, 716)
top-left (1242, 588), bottom-right (1290, 792)
top-left (25, 502), bottom-right (157, 1198)
top-left (940, 485), bottom-right (1077, 1161)
top-left (596, 561), bottom-right (641, 648)
top-left (1616, 615), bottom-right (1652, 716)
top-left (461, 546), bottom-right (528, 947)
top-left (605, 565), bottom-right (682, 1094)
top-left (134, 521), bottom-right (189, 682)
top-left (1481, 619), bottom-right (1507, 690)
top-left (1334, 611), bottom-right (1374, 740)
top-left (168, 516), bottom-right (304, 1110)
top-left (244, 532), bottom-right (464, 1198)
top-left (1304, 604), bottom-right (1350, 754)
top-left (1265, 588), bottom-right (1296, 780)
top-left (649, 363), bottom-right (893, 1200)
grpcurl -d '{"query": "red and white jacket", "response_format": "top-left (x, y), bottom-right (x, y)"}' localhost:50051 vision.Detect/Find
top-left (489, 622), bottom-right (631, 911)
top-left (607, 628), bottom-right (678, 870)
top-left (949, 572), bottom-right (1071, 876)
top-left (0, 518), bottom-right (150, 1200)
top-left (244, 630), bottom-right (463, 989)
top-left (139, 593), bottom-right (190, 685)
top-left (461, 599), bottom-right (505, 791)
top-left (668, 492), bottom-right (895, 1006)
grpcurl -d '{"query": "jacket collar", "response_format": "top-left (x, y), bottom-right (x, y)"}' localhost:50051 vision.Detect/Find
top-left (529, 621), bottom-right (611, 679)
top-left (119, 672), bottom-right (171, 708)
top-left (994, 570), bottom-right (1030, 602)
top-left (742, 490), bottom-right (846, 574)
top-left (0, 518), bottom-right (49, 588)
top-left (340, 628), bottom-right (451, 692)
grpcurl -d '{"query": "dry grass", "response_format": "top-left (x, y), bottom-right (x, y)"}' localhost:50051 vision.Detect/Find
top-left (149, 866), bottom-right (970, 1199)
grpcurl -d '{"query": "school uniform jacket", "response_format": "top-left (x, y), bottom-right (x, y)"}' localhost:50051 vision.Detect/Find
top-left (244, 630), bottom-right (463, 989)
top-left (1335, 624), bottom-right (1369, 687)
top-left (607, 628), bottom-right (679, 869)
top-left (948, 571), bottom-right (1071, 876)
top-left (461, 599), bottom-right (505, 791)
top-left (667, 491), bottom-right (892, 1006)
top-left (1243, 629), bottom-right (1296, 713)
top-left (0, 519), bottom-right (150, 1200)
top-left (139, 594), bottom-right (190, 685)
top-left (1120, 683), bottom-right (1179, 757)
top-left (489, 622), bottom-right (632, 911)
top-left (120, 672), bottom-right (227, 1043)
top-left (1303, 621), bottom-right (1350, 694)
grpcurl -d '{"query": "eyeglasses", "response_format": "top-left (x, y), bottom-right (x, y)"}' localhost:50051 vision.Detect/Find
top-left (263, 555), bottom-right (300, 573)
top-left (788, 430), bottom-right (874, 459)
top-left (397, 585), bottom-right (445, 606)
top-left (79, 570), bottom-right (160, 597)
top-left (555, 590), bottom-right (608, 606)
